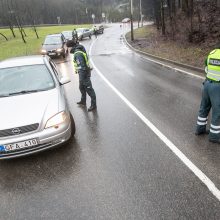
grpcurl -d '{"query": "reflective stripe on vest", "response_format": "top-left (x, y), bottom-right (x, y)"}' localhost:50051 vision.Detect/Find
top-left (207, 49), bottom-right (220, 81)
top-left (73, 51), bottom-right (90, 69)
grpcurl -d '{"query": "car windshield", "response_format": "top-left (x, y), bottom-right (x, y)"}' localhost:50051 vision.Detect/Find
top-left (44, 36), bottom-right (62, 45)
top-left (0, 64), bottom-right (55, 97)
top-left (62, 32), bottom-right (72, 39)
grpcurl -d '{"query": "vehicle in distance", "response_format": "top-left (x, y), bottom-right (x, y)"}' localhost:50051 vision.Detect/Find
top-left (61, 30), bottom-right (73, 41)
top-left (76, 28), bottom-right (92, 40)
top-left (0, 55), bottom-right (75, 159)
top-left (41, 34), bottom-right (68, 58)
top-left (62, 30), bottom-right (76, 47)
top-left (96, 25), bottom-right (104, 34)
top-left (122, 18), bottom-right (130, 23)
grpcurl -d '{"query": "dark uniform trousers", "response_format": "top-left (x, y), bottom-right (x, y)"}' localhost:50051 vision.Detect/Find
top-left (196, 80), bottom-right (220, 141)
top-left (79, 76), bottom-right (96, 106)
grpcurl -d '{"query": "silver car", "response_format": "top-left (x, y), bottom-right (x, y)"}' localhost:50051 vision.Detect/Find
top-left (0, 55), bottom-right (75, 159)
top-left (76, 28), bottom-right (92, 40)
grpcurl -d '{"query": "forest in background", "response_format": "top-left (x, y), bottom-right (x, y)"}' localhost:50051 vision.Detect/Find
top-left (143, 0), bottom-right (220, 46)
top-left (1, 0), bottom-right (220, 47)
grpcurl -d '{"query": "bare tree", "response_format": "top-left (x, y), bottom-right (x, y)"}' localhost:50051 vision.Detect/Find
top-left (24, 1), bottom-right (39, 39)
top-left (1, 0), bottom-right (16, 38)
top-left (161, 0), bottom-right (166, 35)
top-left (0, 33), bottom-right (8, 41)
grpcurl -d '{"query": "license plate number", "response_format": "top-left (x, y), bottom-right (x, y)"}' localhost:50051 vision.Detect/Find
top-left (1, 139), bottom-right (38, 152)
top-left (49, 53), bottom-right (56, 56)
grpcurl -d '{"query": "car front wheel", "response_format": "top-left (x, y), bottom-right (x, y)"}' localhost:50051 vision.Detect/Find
top-left (70, 113), bottom-right (76, 137)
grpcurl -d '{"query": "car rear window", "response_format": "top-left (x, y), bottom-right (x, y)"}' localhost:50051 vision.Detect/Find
top-left (0, 64), bottom-right (55, 97)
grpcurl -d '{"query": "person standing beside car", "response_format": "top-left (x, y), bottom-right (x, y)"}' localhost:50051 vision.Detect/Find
top-left (72, 28), bottom-right (78, 43)
top-left (70, 43), bottom-right (97, 112)
top-left (93, 26), bottom-right (98, 38)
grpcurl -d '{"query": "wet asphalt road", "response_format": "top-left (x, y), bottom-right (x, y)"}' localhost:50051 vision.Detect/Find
top-left (1, 24), bottom-right (220, 219)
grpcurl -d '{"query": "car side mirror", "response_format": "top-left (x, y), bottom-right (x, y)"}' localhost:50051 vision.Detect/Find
top-left (59, 76), bottom-right (71, 85)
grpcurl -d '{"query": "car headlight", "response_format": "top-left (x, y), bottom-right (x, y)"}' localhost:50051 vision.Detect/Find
top-left (41, 49), bottom-right (47, 53)
top-left (56, 48), bottom-right (63, 52)
top-left (45, 111), bottom-right (68, 129)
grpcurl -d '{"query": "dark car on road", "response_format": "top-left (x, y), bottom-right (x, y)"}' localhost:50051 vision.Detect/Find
top-left (61, 31), bottom-right (73, 41)
top-left (41, 34), bottom-right (68, 58)
top-left (96, 25), bottom-right (104, 34)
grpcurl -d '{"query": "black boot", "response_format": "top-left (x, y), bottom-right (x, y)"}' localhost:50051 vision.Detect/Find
top-left (195, 130), bottom-right (209, 135)
top-left (88, 105), bottom-right (97, 111)
top-left (77, 101), bottom-right (86, 105)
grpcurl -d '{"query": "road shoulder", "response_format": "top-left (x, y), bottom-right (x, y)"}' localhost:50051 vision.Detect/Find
top-left (124, 25), bottom-right (206, 79)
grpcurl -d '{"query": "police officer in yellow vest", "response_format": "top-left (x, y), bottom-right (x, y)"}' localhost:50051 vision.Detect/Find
top-left (71, 43), bottom-right (96, 111)
top-left (195, 48), bottom-right (220, 143)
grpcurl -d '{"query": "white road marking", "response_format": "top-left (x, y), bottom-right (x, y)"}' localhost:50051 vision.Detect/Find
top-left (89, 39), bottom-right (220, 202)
top-left (135, 54), bottom-right (205, 80)
top-left (174, 68), bottom-right (205, 80)
top-left (122, 35), bottom-right (205, 80)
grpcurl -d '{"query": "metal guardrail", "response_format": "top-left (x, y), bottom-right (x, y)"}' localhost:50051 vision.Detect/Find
top-left (124, 34), bottom-right (204, 74)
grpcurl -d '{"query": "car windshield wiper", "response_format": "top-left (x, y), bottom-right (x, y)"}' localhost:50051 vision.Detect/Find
top-left (9, 89), bottom-right (48, 96)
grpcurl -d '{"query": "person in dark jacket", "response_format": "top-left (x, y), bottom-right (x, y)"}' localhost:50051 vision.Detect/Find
top-left (93, 26), bottom-right (98, 38)
top-left (71, 44), bottom-right (96, 111)
top-left (72, 28), bottom-right (78, 43)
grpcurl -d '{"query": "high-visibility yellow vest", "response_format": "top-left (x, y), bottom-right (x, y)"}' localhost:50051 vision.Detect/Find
top-left (73, 51), bottom-right (90, 71)
top-left (207, 49), bottom-right (220, 81)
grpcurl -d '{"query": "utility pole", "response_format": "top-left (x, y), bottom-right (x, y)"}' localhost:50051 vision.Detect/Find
top-left (140, 0), bottom-right (143, 27)
top-left (130, 0), bottom-right (134, 41)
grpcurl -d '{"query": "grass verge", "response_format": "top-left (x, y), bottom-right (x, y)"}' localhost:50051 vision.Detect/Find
top-left (0, 25), bottom-right (91, 61)
top-left (126, 25), bottom-right (211, 69)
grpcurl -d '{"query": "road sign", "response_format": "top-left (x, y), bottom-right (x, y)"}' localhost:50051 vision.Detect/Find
top-left (102, 13), bottom-right (105, 18)
top-left (92, 14), bottom-right (95, 19)
top-left (57, 16), bottom-right (61, 25)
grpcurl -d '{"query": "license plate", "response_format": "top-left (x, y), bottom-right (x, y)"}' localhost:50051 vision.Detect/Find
top-left (0, 139), bottom-right (38, 152)
top-left (49, 53), bottom-right (56, 56)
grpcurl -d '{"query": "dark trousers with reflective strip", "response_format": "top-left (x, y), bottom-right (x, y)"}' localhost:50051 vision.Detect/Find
top-left (196, 80), bottom-right (220, 141)
top-left (79, 78), bottom-right (96, 107)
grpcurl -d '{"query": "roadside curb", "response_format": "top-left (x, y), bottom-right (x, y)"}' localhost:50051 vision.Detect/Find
top-left (123, 34), bottom-right (204, 74)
